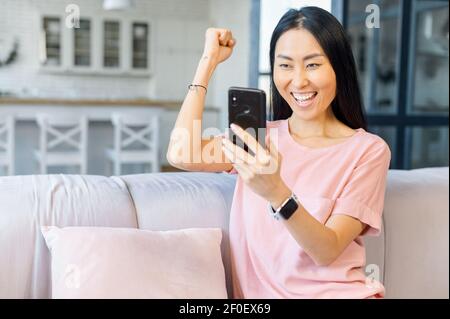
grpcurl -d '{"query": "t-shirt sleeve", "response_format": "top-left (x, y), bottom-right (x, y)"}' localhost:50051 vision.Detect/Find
top-left (331, 140), bottom-right (391, 236)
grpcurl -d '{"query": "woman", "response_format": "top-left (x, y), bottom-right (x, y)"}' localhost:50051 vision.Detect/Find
top-left (167, 7), bottom-right (391, 299)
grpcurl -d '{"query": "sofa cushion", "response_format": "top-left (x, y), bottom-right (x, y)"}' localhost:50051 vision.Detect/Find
top-left (41, 226), bottom-right (227, 299)
top-left (119, 172), bottom-right (237, 297)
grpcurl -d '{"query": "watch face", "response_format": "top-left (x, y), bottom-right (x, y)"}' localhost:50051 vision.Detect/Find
top-left (267, 195), bottom-right (299, 220)
top-left (279, 197), bottom-right (299, 220)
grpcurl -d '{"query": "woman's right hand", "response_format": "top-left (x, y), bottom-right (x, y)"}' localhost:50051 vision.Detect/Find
top-left (202, 28), bottom-right (236, 66)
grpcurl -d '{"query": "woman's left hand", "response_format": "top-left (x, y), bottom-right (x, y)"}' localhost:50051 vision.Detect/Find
top-left (221, 123), bottom-right (290, 203)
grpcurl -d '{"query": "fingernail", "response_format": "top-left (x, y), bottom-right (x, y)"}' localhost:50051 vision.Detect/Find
top-left (230, 123), bottom-right (237, 131)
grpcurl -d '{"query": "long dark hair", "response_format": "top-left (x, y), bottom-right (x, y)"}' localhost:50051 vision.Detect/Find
top-left (269, 7), bottom-right (367, 130)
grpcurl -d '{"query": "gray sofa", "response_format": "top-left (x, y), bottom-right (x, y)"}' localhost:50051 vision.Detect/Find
top-left (0, 167), bottom-right (448, 298)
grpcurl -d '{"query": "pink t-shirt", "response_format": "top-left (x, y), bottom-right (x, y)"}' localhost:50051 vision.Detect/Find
top-left (224, 119), bottom-right (391, 299)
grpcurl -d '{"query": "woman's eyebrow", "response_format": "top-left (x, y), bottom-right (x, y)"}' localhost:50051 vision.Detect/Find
top-left (276, 53), bottom-right (324, 61)
top-left (276, 54), bottom-right (294, 61)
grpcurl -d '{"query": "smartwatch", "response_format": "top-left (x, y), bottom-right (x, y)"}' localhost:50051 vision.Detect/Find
top-left (268, 193), bottom-right (299, 220)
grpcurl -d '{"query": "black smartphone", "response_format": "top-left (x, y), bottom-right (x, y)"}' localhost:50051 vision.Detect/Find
top-left (228, 87), bottom-right (266, 155)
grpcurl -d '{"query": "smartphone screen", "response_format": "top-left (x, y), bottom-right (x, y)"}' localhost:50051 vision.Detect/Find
top-left (228, 87), bottom-right (266, 155)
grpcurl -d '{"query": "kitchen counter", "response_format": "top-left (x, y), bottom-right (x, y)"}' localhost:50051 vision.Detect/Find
top-left (0, 98), bottom-right (219, 111)
top-left (0, 97), bottom-right (181, 107)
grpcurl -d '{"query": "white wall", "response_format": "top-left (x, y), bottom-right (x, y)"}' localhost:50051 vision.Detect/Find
top-left (0, 0), bottom-right (251, 117)
top-left (0, 0), bottom-right (211, 100)
top-left (208, 0), bottom-right (251, 131)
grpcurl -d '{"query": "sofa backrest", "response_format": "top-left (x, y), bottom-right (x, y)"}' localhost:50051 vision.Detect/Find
top-left (379, 167), bottom-right (449, 298)
top-left (0, 167), bottom-right (448, 299)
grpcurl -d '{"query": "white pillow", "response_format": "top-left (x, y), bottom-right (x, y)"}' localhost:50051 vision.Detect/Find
top-left (41, 226), bottom-right (227, 299)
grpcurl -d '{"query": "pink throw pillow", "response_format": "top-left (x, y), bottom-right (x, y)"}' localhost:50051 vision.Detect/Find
top-left (41, 226), bottom-right (227, 299)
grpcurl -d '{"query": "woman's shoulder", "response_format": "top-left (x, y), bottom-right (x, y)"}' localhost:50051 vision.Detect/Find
top-left (359, 129), bottom-right (390, 150)
top-left (356, 129), bottom-right (392, 161)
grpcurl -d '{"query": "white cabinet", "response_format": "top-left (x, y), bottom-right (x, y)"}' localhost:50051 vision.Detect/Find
top-left (40, 15), bottom-right (152, 76)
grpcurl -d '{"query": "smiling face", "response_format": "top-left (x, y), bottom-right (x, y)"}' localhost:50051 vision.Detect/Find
top-left (273, 28), bottom-right (337, 121)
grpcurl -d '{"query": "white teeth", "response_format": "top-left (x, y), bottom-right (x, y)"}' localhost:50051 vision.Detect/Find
top-left (292, 92), bottom-right (316, 102)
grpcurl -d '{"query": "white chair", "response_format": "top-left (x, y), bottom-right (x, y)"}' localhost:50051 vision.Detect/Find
top-left (0, 116), bottom-right (15, 175)
top-left (34, 114), bottom-right (88, 174)
top-left (106, 113), bottom-right (160, 176)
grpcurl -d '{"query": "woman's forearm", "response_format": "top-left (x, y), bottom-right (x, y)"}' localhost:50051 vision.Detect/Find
top-left (282, 204), bottom-right (338, 266)
top-left (167, 56), bottom-right (217, 166)
top-left (269, 184), bottom-right (338, 267)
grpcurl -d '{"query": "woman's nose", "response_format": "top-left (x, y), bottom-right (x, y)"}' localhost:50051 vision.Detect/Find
top-left (291, 70), bottom-right (309, 88)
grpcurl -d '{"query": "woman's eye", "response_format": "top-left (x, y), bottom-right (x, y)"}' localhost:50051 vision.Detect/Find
top-left (278, 64), bottom-right (290, 69)
top-left (306, 63), bottom-right (320, 69)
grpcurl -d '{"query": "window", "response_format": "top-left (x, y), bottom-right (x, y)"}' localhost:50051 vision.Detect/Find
top-left (410, 3), bottom-right (449, 114)
top-left (345, 0), bottom-right (448, 169)
top-left (132, 23), bottom-right (149, 69)
top-left (42, 17), bottom-right (61, 66)
top-left (104, 21), bottom-right (120, 67)
top-left (74, 19), bottom-right (91, 66)
top-left (407, 126), bottom-right (449, 168)
top-left (347, 0), bottom-right (401, 115)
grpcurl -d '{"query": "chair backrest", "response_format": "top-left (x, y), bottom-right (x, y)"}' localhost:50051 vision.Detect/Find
top-left (111, 113), bottom-right (159, 154)
top-left (36, 114), bottom-right (88, 154)
top-left (0, 115), bottom-right (15, 175)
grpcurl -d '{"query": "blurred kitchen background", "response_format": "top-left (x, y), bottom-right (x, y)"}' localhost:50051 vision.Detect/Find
top-left (0, 0), bottom-right (448, 176)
